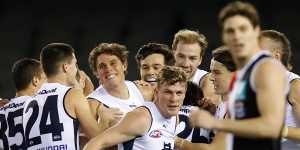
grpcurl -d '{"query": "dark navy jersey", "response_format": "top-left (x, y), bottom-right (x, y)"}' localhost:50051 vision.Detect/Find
top-left (228, 52), bottom-right (282, 150)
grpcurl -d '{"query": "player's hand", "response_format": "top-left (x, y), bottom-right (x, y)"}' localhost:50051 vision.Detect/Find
top-left (189, 107), bottom-right (216, 129)
top-left (134, 80), bottom-right (155, 101)
top-left (175, 136), bottom-right (186, 150)
top-left (83, 140), bottom-right (98, 150)
top-left (99, 106), bottom-right (124, 126)
top-left (198, 97), bottom-right (217, 115)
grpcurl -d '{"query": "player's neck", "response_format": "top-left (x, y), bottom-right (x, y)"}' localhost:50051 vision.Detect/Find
top-left (154, 101), bottom-right (172, 119)
top-left (236, 46), bottom-right (261, 69)
top-left (222, 94), bottom-right (229, 102)
top-left (104, 81), bottom-right (129, 100)
top-left (188, 72), bottom-right (196, 81)
top-left (16, 87), bottom-right (36, 97)
top-left (47, 75), bottom-right (69, 86)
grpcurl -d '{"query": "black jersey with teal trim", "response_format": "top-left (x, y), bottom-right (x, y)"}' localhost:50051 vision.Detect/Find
top-left (229, 53), bottom-right (281, 150)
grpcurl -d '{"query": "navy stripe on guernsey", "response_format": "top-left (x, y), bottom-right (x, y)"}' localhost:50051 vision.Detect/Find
top-left (62, 88), bottom-right (73, 119)
top-left (73, 120), bottom-right (79, 150)
top-left (123, 139), bottom-right (135, 150)
top-left (122, 106), bottom-right (152, 150)
top-left (287, 76), bottom-right (300, 106)
top-left (23, 83), bottom-right (80, 150)
top-left (232, 54), bottom-right (282, 150)
top-left (62, 88), bottom-right (80, 150)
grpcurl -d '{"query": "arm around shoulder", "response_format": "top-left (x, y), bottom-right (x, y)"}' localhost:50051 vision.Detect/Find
top-left (84, 107), bottom-right (152, 150)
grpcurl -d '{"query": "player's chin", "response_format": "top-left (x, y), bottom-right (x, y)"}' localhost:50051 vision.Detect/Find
top-left (166, 107), bottom-right (180, 116)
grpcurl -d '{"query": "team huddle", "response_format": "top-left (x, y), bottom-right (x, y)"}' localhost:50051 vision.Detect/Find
top-left (1, 1), bottom-right (300, 150)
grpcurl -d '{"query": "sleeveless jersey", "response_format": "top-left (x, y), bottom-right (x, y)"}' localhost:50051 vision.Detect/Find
top-left (176, 105), bottom-right (210, 143)
top-left (3, 96), bottom-right (31, 149)
top-left (285, 71), bottom-right (300, 127)
top-left (209, 101), bottom-right (227, 141)
top-left (120, 102), bottom-right (177, 150)
top-left (87, 81), bottom-right (145, 114)
top-left (0, 103), bottom-right (8, 149)
top-left (23, 83), bottom-right (80, 150)
top-left (191, 69), bottom-right (208, 86)
top-left (228, 51), bottom-right (282, 150)
top-left (176, 70), bottom-right (210, 143)
top-left (282, 71), bottom-right (300, 150)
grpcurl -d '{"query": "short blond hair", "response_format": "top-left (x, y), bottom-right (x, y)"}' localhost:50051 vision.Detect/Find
top-left (172, 29), bottom-right (208, 58)
top-left (157, 66), bottom-right (187, 88)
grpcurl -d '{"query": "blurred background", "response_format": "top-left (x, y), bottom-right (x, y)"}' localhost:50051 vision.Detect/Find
top-left (0, 0), bottom-right (299, 98)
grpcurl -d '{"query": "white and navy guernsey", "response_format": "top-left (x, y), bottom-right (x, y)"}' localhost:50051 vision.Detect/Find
top-left (191, 69), bottom-right (208, 86)
top-left (120, 102), bottom-right (177, 150)
top-left (285, 71), bottom-right (300, 128)
top-left (22, 83), bottom-right (80, 150)
top-left (0, 105), bottom-right (7, 149)
top-left (1, 96), bottom-right (31, 149)
top-left (282, 71), bottom-right (300, 149)
top-left (87, 80), bottom-right (145, 114)
top-left (176, 69), bottom-right (210, 143)
top-left (209, 101), bottom-right (227, 141)
top-left (176, 104), bottom-right (211, 143)
top-left (228, 51), bottom-right (283, 150)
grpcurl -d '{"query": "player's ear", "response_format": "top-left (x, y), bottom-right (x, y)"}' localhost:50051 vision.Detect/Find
top-left (32, 76), bottom-right (39, 87)
top-left (274, 50), bottom-right (282, 61)
top-left (62, 63), bottom-right (69, 73)
top-left (153, 87), bottom-right (158, 101)
top-left (123, 61), bottom-right (128, 71)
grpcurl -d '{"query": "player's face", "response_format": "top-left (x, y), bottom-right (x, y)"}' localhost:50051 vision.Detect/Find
top-left (173, 42), bottom-right (202, 80)
top-left (96, 53), bottom-right (126, 87)
top-left (210, 59), bottom-right (232, 95)
top-left (222, 15), bottom-right (260, 60)
top-left (140, 53), bottom-right (165, 86)
top-left (66, 54), bottom-right (78, 86)
top-left (155, 82), bottom-right (186, 118)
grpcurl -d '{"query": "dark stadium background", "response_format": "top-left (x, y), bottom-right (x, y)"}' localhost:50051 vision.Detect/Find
top-left (0, 0), bottom-right (299, 98)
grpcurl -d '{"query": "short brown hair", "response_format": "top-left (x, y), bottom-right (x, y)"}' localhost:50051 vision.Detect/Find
top-left (12, 58), bottom-right (43, 91)
top-left (135, 43), bottom-right (174, 68)
top-left (88, 43), bottom-right (128, 77)
top-left (212, 46), bottom-right (236, 72)
top-left (259, 30), bottom-right (292, 70)
top-left (157, 66), bottom-right (187, 88)
top-left (40, 43), bottom-right (75, 77)
top-left (172, 29), bottom-right (208, 58)
top-left (219, 1), bottom-right (260, 29)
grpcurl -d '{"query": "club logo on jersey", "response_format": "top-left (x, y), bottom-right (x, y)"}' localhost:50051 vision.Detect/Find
top-left (235, 101), bottom-right (245, 118)
top-left (38, 88), bottom-right (57, 95)
top-left (149, 130), bottom-right (162, 138)
top-left (0, 102), bottom-right (25, 111)
top-left (129, 104), bottom-right (137, 108)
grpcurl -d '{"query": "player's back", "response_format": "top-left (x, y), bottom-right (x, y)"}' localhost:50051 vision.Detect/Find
top-left (3, 96), bottom-right (30, 150)
top-left (23, 83), bottom-right (80, 150)
top-left (0, 103), bottom-right (8, 149)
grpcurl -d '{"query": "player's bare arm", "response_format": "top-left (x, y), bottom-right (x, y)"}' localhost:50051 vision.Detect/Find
top-left (285, 79), bottom-right (300, 141)
top-left (84, 107), bottom-right (152, 150)
top-left (65, 88), bottom-right (100, 138)
top-left (191, 60), bottom-right (287, 138)
top-left (88, 99), bottom-right (123, 131)
top-left (175, 131), bottom-right (227, 150)
top-left (134, 80), bottom-right (155, 101)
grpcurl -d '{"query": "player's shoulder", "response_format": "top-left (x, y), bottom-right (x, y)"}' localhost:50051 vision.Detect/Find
top-left (66, 87), bottom-right (84, 97)
top-left (257, 58), bottom-right (286, 75)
